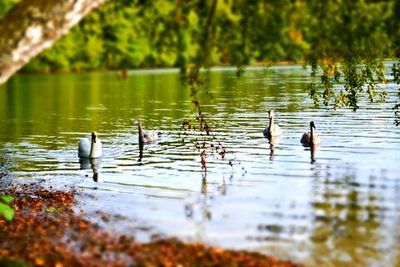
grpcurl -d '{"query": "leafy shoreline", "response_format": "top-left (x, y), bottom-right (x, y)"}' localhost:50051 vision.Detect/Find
top-left (0, 183), bottom-right (303, 267)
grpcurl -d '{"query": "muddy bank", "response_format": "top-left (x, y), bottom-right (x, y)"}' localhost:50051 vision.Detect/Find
top-left (0, 183), bottom-right (303, 267)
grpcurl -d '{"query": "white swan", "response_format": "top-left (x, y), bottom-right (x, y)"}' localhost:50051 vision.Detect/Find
top-left (78, 132), bottom-right (102, 158)
top-left (135, 119), bottom-right (158, 144)
top-left (263, 110), bottom-right (283, 138)
top-left (301, 121), bottom-right (320, 147)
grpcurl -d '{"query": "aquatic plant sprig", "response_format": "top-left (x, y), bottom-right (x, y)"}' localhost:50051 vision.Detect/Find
top-left (392, 61), bottom-right (400, 126)
top-left (181, 101), bottom-right (241, 176)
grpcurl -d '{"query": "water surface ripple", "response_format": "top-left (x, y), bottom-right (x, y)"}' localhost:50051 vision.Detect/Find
top-left (1, 66), bottom-right (400, 266)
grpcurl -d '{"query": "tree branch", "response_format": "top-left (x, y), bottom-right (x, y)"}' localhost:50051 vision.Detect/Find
top-left (0, 0), bottom-right (106, 84)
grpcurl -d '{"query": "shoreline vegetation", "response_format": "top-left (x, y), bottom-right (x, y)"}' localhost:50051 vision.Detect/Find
top-left (0, 182), bottom-right (303, 267)
top-left (10, 58), bottom-right (397, 78)
top-left (15, 60), bottom-right (302, 75)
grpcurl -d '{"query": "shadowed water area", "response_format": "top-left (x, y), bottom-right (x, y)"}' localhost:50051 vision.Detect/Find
top-left (1, 66), bottom-right (400, 266)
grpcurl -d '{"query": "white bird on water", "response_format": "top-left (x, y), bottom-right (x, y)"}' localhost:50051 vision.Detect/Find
top-left (300, 121), bottom-right (320, 147)
top-left (263, 109), bottom-right (283, 138)
top-left (78, 132), bottom-right (102, 158)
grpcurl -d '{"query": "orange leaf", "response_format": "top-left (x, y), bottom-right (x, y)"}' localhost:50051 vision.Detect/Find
top-left (35, 257), bottom-right (45, 265)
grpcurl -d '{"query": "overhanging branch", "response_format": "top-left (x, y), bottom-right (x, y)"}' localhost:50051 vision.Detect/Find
top-left (0, 0), bottom-right (107, 84)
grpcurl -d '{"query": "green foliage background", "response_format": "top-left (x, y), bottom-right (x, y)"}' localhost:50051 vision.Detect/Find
top-left (2, 0), bottom-right (397, 73)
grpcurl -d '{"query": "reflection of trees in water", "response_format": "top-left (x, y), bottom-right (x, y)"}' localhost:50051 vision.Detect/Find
top-left (388, 177), bottom-right (400, 266)
top-left (184, 174), bottom-right (229, 241)
top-left (309, 167), bottom-right (384, 266)
top-left (184, 176), bottom-right (211, 241)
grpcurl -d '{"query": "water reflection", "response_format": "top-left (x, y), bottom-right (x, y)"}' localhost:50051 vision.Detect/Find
top-left (79, 158), bottom-right (101, 182)
top-left (200, 176), bottom-right (212, 221)
top-left (310, 170), bottom-right (382, 266)
top-left (267, 135), bottom-right (281, 161)
top-left (310, 145), bottom-right (316, 163)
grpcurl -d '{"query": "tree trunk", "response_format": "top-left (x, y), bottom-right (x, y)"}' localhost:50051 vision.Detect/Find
top-left (0, 0), bottom-right (106, 85)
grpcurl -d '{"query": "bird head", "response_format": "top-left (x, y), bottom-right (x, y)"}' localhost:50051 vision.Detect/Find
top-left (269, 109), bottom-right (274, 119)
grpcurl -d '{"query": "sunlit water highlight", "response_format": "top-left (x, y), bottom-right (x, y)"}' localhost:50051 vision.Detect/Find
top-left (1, 66), bottom-right (400, 266)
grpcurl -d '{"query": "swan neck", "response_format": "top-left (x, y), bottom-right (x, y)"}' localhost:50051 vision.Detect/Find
top-left (269, 117), bottom-right (274, 133)
top-left (310, 126), bottom-right (315, 144)
top-left (138, 123), bottom-right (144, 145)
top-left (137, 123), bottom-right (144, 159)
top-left (89, 136), bottom-right (95, 157)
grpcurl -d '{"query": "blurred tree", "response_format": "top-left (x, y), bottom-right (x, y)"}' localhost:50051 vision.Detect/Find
top-left (0, 0), bottom-right (106, 83)
top-left (0, 0), bottom-right (20, 17)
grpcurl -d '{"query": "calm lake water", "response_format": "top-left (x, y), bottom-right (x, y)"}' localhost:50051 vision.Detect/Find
top-left (1, 66), bottom-right (400, 266)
